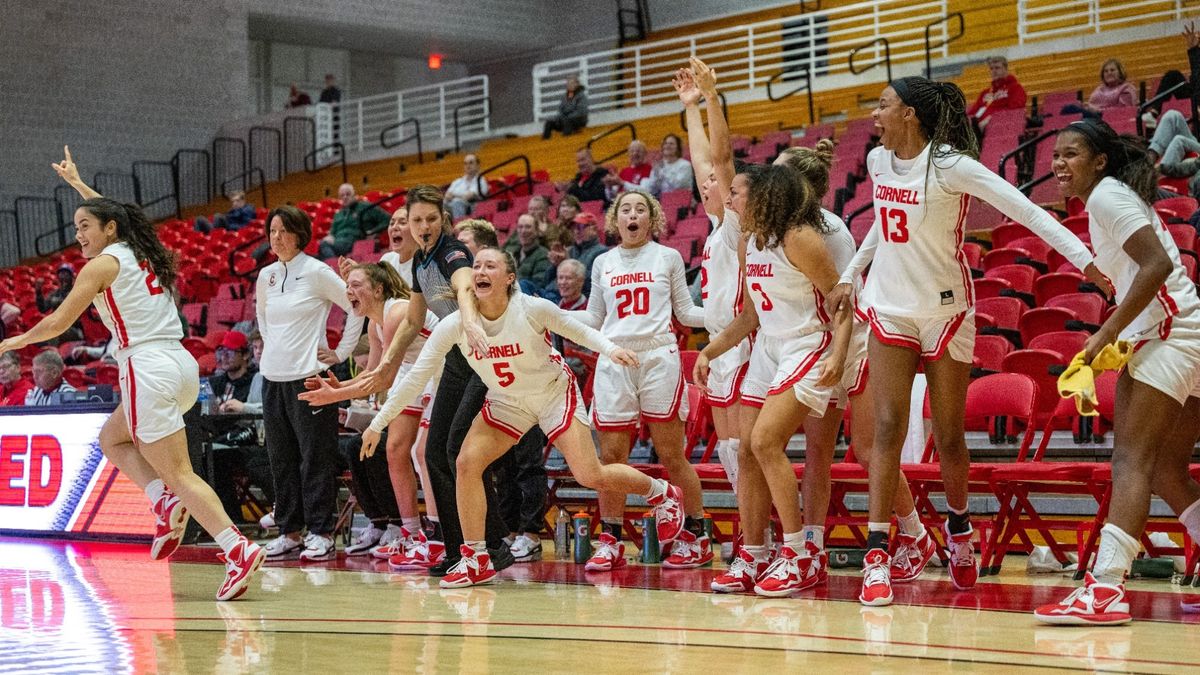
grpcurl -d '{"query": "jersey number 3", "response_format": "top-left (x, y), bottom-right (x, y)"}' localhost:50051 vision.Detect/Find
top-left (879, 207), bottom-right (910, 243)
top-left (615, 287), bottom-right (650, 318)
top-left (139, 260), bottom-right (164, 296)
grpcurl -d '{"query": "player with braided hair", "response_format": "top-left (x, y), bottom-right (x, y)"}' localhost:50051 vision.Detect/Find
top-left (825, 77), bottom-right (1111, 606)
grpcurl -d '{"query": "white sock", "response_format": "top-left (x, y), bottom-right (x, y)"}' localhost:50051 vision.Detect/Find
top-left (783, 530), bottom-right (804, 550)
top-left (401, 516), bottom-right (422, 533)
top-left (802, 525), bottom-right (825, 550)
top-left (744, 544), bottom-right (769, 562)
top-left (464, 539), bottom-right (487, 554)
top-left (1179, 497), bottom-right (1200, 543)
top-left (868, 521), bottom-right (890, 534)
top-left (214, 526), bottom-right (243, 555)
top-left (644, 478), bottom-right (666, 501)
top-left (144, 478), bottom-right (165, 503)
top-left (1093, 523), bottom-right (1140, 585)
top-left (897, 510), bottom-right (924, 537)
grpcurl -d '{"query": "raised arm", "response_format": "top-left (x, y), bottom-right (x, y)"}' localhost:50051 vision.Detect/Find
top-left (51, 146), bottom-right (102, 200)
top-left (0, 255), bottom-right (117, 355)
top-left (676, 68), bottom-right (716, 212)
top-left (691, 57), bottom-right (735, 205)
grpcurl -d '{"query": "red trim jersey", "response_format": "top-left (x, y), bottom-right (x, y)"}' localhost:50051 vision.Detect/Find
top-left (700, 210), bottom-right (744, 334)
top-left (578, 241), bottom-right (704, 344)
top-left (845, 144), bottom-right (1093, 319)
top-left (1087, 177), bottom-right (1200, 340)
top-left (376, 298), bottom-right (439, 364)
top-left (745, 226), bottom-right (839, 340)
top-left (91, 242), bottom-right (182, 356)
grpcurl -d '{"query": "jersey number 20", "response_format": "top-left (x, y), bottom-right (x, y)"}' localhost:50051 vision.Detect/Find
top-left (139, 260), bottom-right (164, 296)
top-left (615, 287), bottom-right (650, 318)
top-left (879, 207), bottom-right (910, 243)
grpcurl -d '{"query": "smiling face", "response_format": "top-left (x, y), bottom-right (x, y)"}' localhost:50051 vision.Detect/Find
top-left (873, 86), bottom-right (914, 150)
top-left (527, 196), bottom-right (549, 222)
top-left (74, 207), bottom-right (119, 259)
top-left (614, 193), bottom-right (653, 247)
top-left (268, 215), bottom-right (300, 261)
top-left (557, 265), bottom-right (584, 301)
top-left (725, 174), bottom-right (750, 218)
top-left (1052, 131), bottom-right (1106, 200)
top-left (472, 248), bottom-right (514, 302)
top-left (388, 209), bottom-right (412, 252)
top-left (407, 201), bottom-right (444, 252)
top-left (345, 268), bottom-right (383, 317)
top-left (516, 215), bottom-right (538, 247)
top-left (628, 142), bottom-right (647, 166)
top-left (1101, 60), bottom-right (1122, 86)
top-left (661, 135), bottom-right (680, 161)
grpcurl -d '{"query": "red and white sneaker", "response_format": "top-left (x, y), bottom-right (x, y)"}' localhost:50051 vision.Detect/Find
top-left (215, 534), bottom-right (266, 601)
top-left (663, 530), bottom-right (714, 569)
top-left (584, 533), bottom-right (627, 572)
top-left (711, 549), bottom-right (770, 593)
top-left (859, 549), bottom-right (894, 607)
top-left (647, 483), bottom-right (684, 544)
top-left (388, 528), bottom-right (445, 570)
top-left (1034, 573), bottom-right (1131, 625)
top-left (754, 544), bottom-right (823, 597)
top-left (1182, 596), bottom-right (1200, 613)
top-left (369, 524), bottom-right (406, 560)
top-left (439, 545), bottom-right (497, 589)
top-left (150, 489), bottom-right (189, 561)
top-left (944, 522), bottom-right (978, 590)
top-left (890, 529), bottom-right (937, 583)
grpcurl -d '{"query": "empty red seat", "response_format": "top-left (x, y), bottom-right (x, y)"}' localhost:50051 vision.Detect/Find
top-left (1026, 330), bottom-right (1087, 359)
top-left (973, 334), bottom-right (1013, 374)
top-left (1044, 293), bottom-right (1105, 326)
top-left (1018, 307), bottom-right (1078, 346)
top-left (1033, 272), bottom-right (1086, 306)
top-left (973, 277), bottom-right (1012, 300)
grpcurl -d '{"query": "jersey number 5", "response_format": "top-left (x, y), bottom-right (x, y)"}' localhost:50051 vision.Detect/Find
top-left (879, 207), bottom-right (910, 243)
top-left (139, 260), bottom-right (164, 296)
top-left (492, 362), bottom-right (515, 387)
top-left (615, 287), bottom-right (650, 318)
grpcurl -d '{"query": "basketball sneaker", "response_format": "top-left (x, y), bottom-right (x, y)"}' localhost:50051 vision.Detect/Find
top-left (1034, 573), bottom-right (1131, 625)
top-left (259, 510), bottom-right (275, 530)
top-left (263, 534), bottom-right (302, 559)
top-left (663, 530), bottom-right (714, 568)
top-left (1182, 596), bottom-right (1200, 613)
top-left (754, 543), bottom-right (824, 597)
top-left (368, 524), bottom-right (405, 559)
top-left (150, 489), bottom-right (189, 560)
top-left (510, 534), bottom-right (542, 562)
top-left (859, 549), bottom-right (895, 607)
top-left (711, 549), bottom-right (770, 593)
top-left (299, 533), bottom-right (336, 562)
top-left (439, 545), bottom-right (497, 588)
top-left (944, 522), bottom-right (978, 590)
top-left (215, 535), bottom-right (266, 601)
top-left (647, 483), bottom-right (685, 544)
top-left (584, 533), bottom-right (627, 571)
top-left (890, 529), bottom-right (937, 583)
top-left (388, 528), bottom-right (436, 569)
top-left (345, 524), bottom-right (384, 556)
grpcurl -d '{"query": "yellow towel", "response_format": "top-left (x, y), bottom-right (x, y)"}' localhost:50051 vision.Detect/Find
top-left (1056, 342), bottom-right (1132, 416)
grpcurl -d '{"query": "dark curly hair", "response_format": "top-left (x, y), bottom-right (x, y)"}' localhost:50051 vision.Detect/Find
top-left (1058, 119), bottom-right (1157, 206)
top-left (79, 198), bottom-right (178, 295)
top-left (743, 164), bottom-right (827, 251)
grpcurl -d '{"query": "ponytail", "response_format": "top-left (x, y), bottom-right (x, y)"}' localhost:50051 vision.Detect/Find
top-left (79, 198), bottom-right (177, 295)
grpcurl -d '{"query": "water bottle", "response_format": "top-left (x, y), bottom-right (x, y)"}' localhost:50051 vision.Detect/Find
top-left (572, 512), bottom-right (592, 564)
top-left (641, 512), bottom-right (660, 564)
top-left (703, 512), bottom-right (714, 539)
top-left (198, 378), bottom-right (214, 415)
top-left (554, 507), bottom-right (571, 560)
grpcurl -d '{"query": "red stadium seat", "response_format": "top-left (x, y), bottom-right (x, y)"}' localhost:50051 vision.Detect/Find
top-left (1044, 293), bottom-right (1105, 326)
top-left (1026, 330), bottom-right (1087, 359)
top-left (972, 277), bottom-right (1012, 300)
top-left (972, 334), bottom-right (1013, 374)
top-left (1018, 307), bottom-right (1078, 346)
top-left (1032, 272), bottom-right (1086, 306)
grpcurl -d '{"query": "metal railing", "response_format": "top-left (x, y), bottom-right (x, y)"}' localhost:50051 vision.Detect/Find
top-left (15, 197), bottom-right (61, 261)
top-left (767, 65), bottom-right (816, 124)
top-left (173, 148), bottom-right (213, 210)
top-left (923, 13), bottom-right (963, 78)
top-left (304, 142), bottom-right (348, 185)
top-left (999, 128), bottom-right (1058, 185)
top-left (220, 168), bottom-right (268, 211)
top-left (1137, 79), bottom-right (1197, 137)
top-left (478, 155), bottom-right (533, 202)
top-left (380, 118), bottom-right (423, 163)
top-left (849, 37), bottom-right (893, 84)
top-left (93, 172), bottom-right (139, 204)
top-left (453, 97), bottom-right (491, 153)
top-left (249, 126), bottom-right (283, 183)
top-left (212, 137), bottom-right (248, 195)
top-left (531, 0), bottom-right (949, 119)
top-left (283, 116), bottom-right (316, 175)
top-left (1018, 0), bottom-right (1191, 44)
top-left (0, 210), bottom-right (18, 268)
top-left (315, 75), bottom-right (489, 155)
top-left (132, 160), bottom-right (178, 220)
top-left (587, 123), bottom-right (638, 165)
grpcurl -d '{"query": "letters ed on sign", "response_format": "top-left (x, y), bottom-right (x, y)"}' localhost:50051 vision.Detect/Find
top-left (0, 435), bottom-right (64, 507)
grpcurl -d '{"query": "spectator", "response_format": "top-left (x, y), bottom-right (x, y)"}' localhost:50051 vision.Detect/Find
top-left (318, 74), bottom-right (341, 104)
top-left (444, 154), bottom-right (489, 221)
top-left (1152, 109), bottom-right (1200, 197)
top-left (194, 191), bottom-right (257, 234)
top-left (562, 148), bottom-right (609, 205)
top-left (643, 134), bottom-right (694, 196)
top-left (204, 331), bottom-right (271, 523)
top-left (555, 194), bottom-right (581, 232)
top-left (1149, 21), bottom-right (1200, 164)
top-left (317, 183), bottom-right (388, 259)
top-left (0, 303), bottom-right (18, 341)
top-left (0, 352), bottom-right (32, 406)
top-left (1063, 58), bottom-right (1137, 117)
top-left (568, 211), bottom-right (608, 281)
top-left (288, 84), bottom-right (312, 108)
top-left (220, 330), bottom-right (264, 415)
top-left (23, 349), bottom-right (75, 406)
top-left (967, 56), bottom-right (1027, 130)
top-left (603, 140), bottom-right (654, 197)
top-left (525, 195), bottom-right (558, 243)
top-left (554, 258), bottom-right (591, 380)
top-left (210, 331), bottom-right (257, 407)
top-left (542, 75), bottom-right (589, 139)
top-left (35, 264), bottom-right (76, 315)
top-left (505, 214), bottom-right (552, 282)
top-left (455, 218), bottom-right (499, 254)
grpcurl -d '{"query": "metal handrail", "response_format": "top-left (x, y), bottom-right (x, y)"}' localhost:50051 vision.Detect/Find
top-left (132, 160), bottom-right (179, 219)
top-left (924, 13), bottom-right (965, 78)
top-left (587, 123), bottom-right (638, 165)
top-left (999, 128), bottom-right (1057, 183)
top-left (767, 66), bottom-right (815, 124)
top-left (1137, 79), bottom-right (1194, 137)
top-left (1017, 170), bottom-right (1056, 198)
top-left (380, 117), bottom-right (423, 162)
top-left (220, 168), bottom-right (268, 209)
top-left (677, 92), bottom-right (728, 132)
top-left (228, 235), bottom-right (271, 280)
top-left (16, 196), bottom-right (63, 258)
top-left (799, 0), bottom-right (821, 10)
top-left (849, 37), bottom-right (892, 83)
top-left (303, 142), bottom-right (348, 184)
top-left (283, 116), bottom-right (316, 175)
top-left (844, 198), bottom-right (874, 224)
top-left (93, 171), bottom-right (141, 204)
top-left (478, 155), bottom-right (533, 202)
top-left (212, 136), bottom-right (248, 194)
top-left (453, 97), bottom-right (491, 153)
top-left (0, 209), bottom-right (21, 267)
top-left (35, 222), bottom-right (78, 257)
top-left (249, 126), bottom-right (283, 182)
top-left (171, 148), bottom-right (212, 207)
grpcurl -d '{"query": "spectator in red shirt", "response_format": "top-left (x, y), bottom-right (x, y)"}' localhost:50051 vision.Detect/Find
top-left (603, 140), bottom-right (653, 197)
top-left (0, 351), bottom-right (32, 406)
top-left (967, 56), bottom-right (1027, 131)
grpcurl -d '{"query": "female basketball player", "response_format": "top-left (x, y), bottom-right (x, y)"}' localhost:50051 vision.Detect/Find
top-left (327, 247), bottom-right (686, 588)
top-left (824, 77), bottom-right (1107, 606)
top-left (0, 147), bottom-right (263, 601)
top-left (1036, 120), bottom-right (1200, 625)
top-left (569, 189), bottom-right (708, 571)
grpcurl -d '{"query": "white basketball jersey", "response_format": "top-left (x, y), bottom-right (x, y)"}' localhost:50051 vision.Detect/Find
top-left (745, 233), bottom-right (830, 339)
top-left (860, 144), bottom-right (974, 318)
top-left (92, 242), bottom-right (183, 354)
top-left (376, 298), bottom-right (439, 364)
top-left (465, 293), bottom-right (571, 400)
top-left (701, 211), bottom-right (744, 334)
top-left (593, 242), bottom-right (685, 341)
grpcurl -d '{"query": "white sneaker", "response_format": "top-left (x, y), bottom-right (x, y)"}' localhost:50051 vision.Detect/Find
top-left (510, 534), bottom-right (542, 562)
top-left (263, 535), bottom-right (302, 559)
top-left (370, 524), bottom-right (408, 560)
top-left (299, 534), bottom-right (336, 562)
top-left (259, 511), bottom-right (276, 530)
top-left (345, 524), bottom-right (384, 556)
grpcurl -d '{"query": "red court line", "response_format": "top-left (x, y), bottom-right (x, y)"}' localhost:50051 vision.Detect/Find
top-left (129, 614), bottom-right (1200, 669)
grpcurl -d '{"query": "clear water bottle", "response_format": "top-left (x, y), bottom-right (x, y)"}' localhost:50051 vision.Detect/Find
top-left (553, 507), bottom-right (570, 560)
top-left (198, 378), bottom-right (214, 415)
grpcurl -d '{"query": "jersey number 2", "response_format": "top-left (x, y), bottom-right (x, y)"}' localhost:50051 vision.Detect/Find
top-left (492, 362), bottom-right (515, 387)
top-left (139, 260), bottom-right (164, 296)
top-left (615, 287), bottom-right (650, 318)
top-left (879, 207), bottom-right (910, 243)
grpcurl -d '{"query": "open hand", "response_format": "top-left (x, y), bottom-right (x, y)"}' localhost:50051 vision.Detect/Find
top-left (337, 256), bottom-right (358, 280)
top-left (690, 57), bottom-right (717, 98)
top-left (298, 376), bottom-right (341, 407)
top-left (1186, 20), bottom-right (1200, 50)
top-left (673, 68), bottom-right (702, 107)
